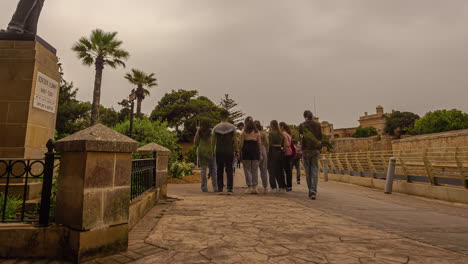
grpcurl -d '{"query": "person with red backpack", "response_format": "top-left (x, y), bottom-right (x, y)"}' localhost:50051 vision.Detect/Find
top-left (279, 122), bottom-right (294, 192)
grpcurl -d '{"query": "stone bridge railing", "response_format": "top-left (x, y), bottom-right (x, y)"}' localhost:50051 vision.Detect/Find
top-left (321, 147), bottom-right (468, 189)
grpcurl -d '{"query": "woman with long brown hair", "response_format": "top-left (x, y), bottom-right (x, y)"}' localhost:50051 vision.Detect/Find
top-left (240, 117), bottom-right (262, 194)
top-left (280, 122), bottom-right (294, 192)
top-left (268, 120), bottom-right (286, 192)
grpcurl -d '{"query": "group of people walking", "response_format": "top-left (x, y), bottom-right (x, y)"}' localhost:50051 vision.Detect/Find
top-left (194, 110), bottom-right (323, 200)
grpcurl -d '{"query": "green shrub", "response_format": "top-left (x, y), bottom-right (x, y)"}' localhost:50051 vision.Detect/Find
top-left (352, 127), bottom-right (378, 138)
top-left (186, 145), bottom-right (198, 164)
top-left (409, 109), bottom-right (468, 135)
top-left (114, 117), bottom-right (181, 167)
top-left (0, 193), bottom-right (21, 220)
top-left (169, 161), bottom-right (194, 179)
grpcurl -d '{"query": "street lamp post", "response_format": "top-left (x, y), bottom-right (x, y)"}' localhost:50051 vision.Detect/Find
top-left (129, 90), bottom-right (137, 138)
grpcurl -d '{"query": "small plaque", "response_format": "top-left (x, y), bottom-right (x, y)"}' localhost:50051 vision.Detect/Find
top-left (33, 72), bottom-right (59, 113)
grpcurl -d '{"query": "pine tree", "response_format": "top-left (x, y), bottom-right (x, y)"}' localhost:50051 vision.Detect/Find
top-left (219, 94), bottom-right (244, 123)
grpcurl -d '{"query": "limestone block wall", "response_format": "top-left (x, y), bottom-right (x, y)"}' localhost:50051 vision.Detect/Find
top-left (392, 129), bottom-right (468, 150)
top-left (332, 136), bottom-right (394, 153)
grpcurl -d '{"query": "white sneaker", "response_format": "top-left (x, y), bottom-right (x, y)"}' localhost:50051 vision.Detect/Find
top-left (251, 186), bottom-right (258, 194)
top-left (271, 188), bottom-right (278, 193)
top-left (279, 188), bottom-right (286, 193)
top-left (244, 187), bottom-right (252, 194)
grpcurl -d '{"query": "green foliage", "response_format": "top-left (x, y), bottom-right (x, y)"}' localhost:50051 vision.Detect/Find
top-left (219, 94), bottom-right (244, 123)
top-left (125, 69), bottom-right (158, 118)
top-left (72, 29), bottom-right (129, 69)
top-left (186, 145), bottom-right (198, 164)
top-left (56, 64), bottom-right (121, 139)
top-left (352, 127), bottom-right (378, 138)
top-left (150, 90), bottom-right (223, 141)
top-left (321, 135), bottom-right (334, 152)
top-left (117, 99), bottom-right (132, 122)
top-left (169, 161), bottom-right (194, 179)
top-left (409, 109), bottom-right (468, 135)
top-left (56, 79), bottom-right (91, 139)
top-left (72, 29), bottom-right (129, 124)
top-left (99, 106), bottom-right (120, 128)
top-left (113, 118), bottom-right (181, 169)
top-left (384, 111), bottom-right (420, 135)
top-left (0, 193), bottom-right (21, 219)
top-left (114, 118), bottom-right (179, 151)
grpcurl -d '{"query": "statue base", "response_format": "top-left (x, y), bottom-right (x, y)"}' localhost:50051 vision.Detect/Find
top-left (0, 32), bottom-right (56, 54)
top-left (0, 34), bottom-right (60, 158)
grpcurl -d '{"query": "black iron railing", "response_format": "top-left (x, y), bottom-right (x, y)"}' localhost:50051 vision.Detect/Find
top-left (0, 139), bottom-right (56, 225)
top-left (131, 156), bottom-right (157, 201)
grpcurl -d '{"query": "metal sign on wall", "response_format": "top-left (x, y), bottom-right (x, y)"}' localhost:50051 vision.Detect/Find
top-left (33, 72), bottom-right (59, 114)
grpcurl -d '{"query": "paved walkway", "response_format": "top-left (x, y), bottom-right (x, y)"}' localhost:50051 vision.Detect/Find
top-left (4, 169), bottom-right (468, 263)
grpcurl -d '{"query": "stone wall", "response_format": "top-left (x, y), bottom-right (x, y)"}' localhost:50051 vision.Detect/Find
top-left (332, 136), bottom-right (394, 153)
top-left (392, 129), bottom-right (468, 150)
top-left (129, 189), bottom-right (160, 230)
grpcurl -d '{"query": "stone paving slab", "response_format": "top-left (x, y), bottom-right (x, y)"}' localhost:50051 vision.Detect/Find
top-left (130, 188), bottom-right (468, 264)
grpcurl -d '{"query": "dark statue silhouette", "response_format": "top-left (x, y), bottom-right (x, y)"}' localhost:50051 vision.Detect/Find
top-left (5, 0), bottom-right (45, 34)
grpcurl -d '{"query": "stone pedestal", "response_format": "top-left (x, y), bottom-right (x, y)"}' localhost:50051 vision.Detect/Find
top-left (0, 34), bottom-right (60, 159)
top-left (55, 124), bottom-right (138, 263)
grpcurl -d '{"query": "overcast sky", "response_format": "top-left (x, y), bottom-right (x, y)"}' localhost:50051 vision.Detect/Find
top-left (1, 0), bottom-right (468, 128)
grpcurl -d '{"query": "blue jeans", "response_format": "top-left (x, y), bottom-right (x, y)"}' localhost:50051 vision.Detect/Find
top-left (200, 159), bottom-right (217, 192)
top-left (303, 150), bottom-right (320, 193)
top-left (292, 158), bottom-right (301, 182)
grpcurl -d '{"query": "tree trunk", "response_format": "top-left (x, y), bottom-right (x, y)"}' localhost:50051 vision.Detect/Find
top-left (136, 85), bottom-right (143, 118)
top-left (91, 57), bottom-right (104, 125)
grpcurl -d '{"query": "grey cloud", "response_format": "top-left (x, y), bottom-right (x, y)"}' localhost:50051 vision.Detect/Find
top-left (1, 0), bottom-right (467, 128)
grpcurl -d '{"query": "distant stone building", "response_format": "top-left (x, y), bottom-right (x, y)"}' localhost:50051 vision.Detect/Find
top-left (333, 127), bottom-right (357, 138)
top-left (320, 121), bottom-right (334, 139)
top-left (358, 105), bottom-right (391, 135)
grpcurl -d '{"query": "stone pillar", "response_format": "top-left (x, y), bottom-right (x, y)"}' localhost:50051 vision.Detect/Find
top-left (0, 34), bottom-right (60, 159)
top-left (156, 148), bottom-right (171, 198)
top-left (136, 143), bottom-right (171, 199)
top-left (55, 124), bottom-right (138, 263)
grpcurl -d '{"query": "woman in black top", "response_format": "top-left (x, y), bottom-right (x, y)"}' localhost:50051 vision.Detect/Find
top-left (267, 120), bottom-right (286, 192)
top-left (240, 117), bottom-right (262, 194)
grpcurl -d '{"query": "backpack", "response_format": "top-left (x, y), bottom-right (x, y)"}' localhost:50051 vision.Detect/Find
top-left (290, 141), bottom-right (297, 158)
top-left (301, 124), bottom-right (322, 150)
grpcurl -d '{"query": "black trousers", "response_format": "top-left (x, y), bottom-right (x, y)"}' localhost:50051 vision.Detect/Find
top-left (216, 153), bottom-right (234, 191)
top-left (284, 155), bottom-right (293, 189)
top-left (268, 147), bottom-right (285, 189)
top-left (8, 0), bottom-right (45, 34)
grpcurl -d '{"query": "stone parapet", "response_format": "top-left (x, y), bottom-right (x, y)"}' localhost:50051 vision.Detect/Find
top-left (55, 124), bottom-right (138, 263)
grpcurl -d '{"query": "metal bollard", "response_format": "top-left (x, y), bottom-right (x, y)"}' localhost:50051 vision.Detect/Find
top-left (384, 157), bottom-right (397, 194)
top-left (322, 158), bottom-right (329, 182)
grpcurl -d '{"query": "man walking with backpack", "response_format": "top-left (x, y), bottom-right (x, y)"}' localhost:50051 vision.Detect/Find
top-left (299, 110), bottom-right (323, 200)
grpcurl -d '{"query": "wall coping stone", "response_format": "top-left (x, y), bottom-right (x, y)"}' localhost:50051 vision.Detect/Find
top-left (137, 143), bottom-right (171, 155)
top-left (56, 124), bottom-right (138, 153)
top-left (392, 128), bottom-right (468, 143)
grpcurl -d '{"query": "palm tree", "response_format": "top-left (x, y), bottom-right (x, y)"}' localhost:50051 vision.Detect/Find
top-left (72, 29), bottom-right (129, 125)
top-left (124, 69), bottom-right (158, 118)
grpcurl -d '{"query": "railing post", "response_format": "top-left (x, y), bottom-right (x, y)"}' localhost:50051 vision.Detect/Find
top-left (38, 139), bottom-right (55, 227)
top-left (153, 151), bottom-right (157, 188)
top-left (384, 157), bottom-right (397, 194)
top-left (454, 147), bottom-right (468, 189)
top-left (422, 148), bottom-right (436, 185)
top-left (322, 158), bottom-right (329, 182)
